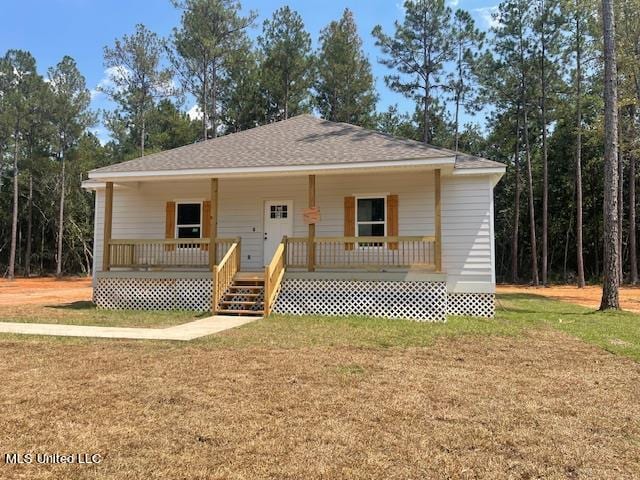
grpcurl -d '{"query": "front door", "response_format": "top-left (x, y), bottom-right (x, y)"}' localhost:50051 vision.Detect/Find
top-left (263, 200), bottom-right (293, 265)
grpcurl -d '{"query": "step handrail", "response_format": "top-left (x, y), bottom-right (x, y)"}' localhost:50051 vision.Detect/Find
top-left (212, 237), bottom-right (241, 313)
top-left (263, 240), bottom-right (286, 315)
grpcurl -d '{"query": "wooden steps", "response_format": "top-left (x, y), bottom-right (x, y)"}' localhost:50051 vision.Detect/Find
top-left (216, 273), bottom-right (265, 316)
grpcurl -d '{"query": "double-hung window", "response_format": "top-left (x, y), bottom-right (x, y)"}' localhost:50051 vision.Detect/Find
top-left (356, 196), bottom-right (386, 247)
top-left (176, 202), bottom-right (202, 240)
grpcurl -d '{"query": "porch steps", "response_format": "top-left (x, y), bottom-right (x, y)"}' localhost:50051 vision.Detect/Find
top-left (217, 273), bottom-right (265, 316)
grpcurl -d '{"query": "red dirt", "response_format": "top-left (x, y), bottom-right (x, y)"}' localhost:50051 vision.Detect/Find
top-left (1, 277), bottom-right (639, 315)
top-left (497, 284), bottom-right (640, 313)
top-left (0, 277), bottom-right (92, 306)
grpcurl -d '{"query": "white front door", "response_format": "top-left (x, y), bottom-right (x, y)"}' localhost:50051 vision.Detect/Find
top-left (263, 200), bottom-right (293, 265)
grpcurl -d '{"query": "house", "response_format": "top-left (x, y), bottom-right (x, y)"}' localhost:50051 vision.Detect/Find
top-left (82, 114), bottom-right (505, 321)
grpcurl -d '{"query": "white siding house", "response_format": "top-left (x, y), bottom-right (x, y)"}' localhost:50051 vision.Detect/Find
top-left (84, 115), bottom-right (504, 320)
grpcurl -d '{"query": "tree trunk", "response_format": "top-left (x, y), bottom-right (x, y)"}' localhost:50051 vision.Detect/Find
top-left (8, 131), bottom-right (19, 280)
top-left (454, 92), bottom-right (461, 152)
top-left (24, 174), bottom-right (33, 277)
top-left (423, 75), bottom-right (431, 144)
top-left (540, 12), bottom-right (549, 286)
top-left (563, 217), bottom-right (572, 282)
top-left (511, 103), bottom-right (522, 283)
top-left (40, 222), bottom-right (45, 274)
top-left (618, 133), bottom-right (624, 282)
top-left (211, 62), bottom-right (218, 138)
top-left (202, 57), bottom-right (208, 141)
top-left (575, 10), bottom-right (586, 287)
top-left (455, 41), bottom-right (462, 152)
top-left (56, 153), bottom-right (66, 278)
top-left (524, 108), bottom-right (539, 286)
top-left (141, 113), bottom-right (146, 157)
top-left (600, 0), bottom-right (620, 310)
top-left (284, 72), bottom-right (289, 120)
top-left (630, 148), bottom-right (638, 284)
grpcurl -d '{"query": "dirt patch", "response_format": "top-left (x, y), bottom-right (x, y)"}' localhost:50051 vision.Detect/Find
top-left (497, 284), bottom-right (640, 313)
top-left (0, 330), bottom-right (638, 479)
top-left (0, 277), bottom-right (92, 307)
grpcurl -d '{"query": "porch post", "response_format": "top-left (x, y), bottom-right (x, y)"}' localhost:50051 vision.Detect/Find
top-left (308, 174), bottom-right (316, 272)
top-left (102, 181), bottom-right (113, 272)
top-left (209, 178), bottom-right (219, 270)
top-left (434, 169), bottom-right (442, 272)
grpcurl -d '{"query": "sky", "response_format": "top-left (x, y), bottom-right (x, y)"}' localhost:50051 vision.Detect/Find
top-left (1, 0), bottom-right (499, 143)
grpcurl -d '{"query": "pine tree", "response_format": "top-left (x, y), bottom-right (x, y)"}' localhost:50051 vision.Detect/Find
top-left (449, 9), bottom-right (485, 151)
top-left (100, 24), bottom-right (173, 157)
top-left (373, 0), bottom-right (454, 144)
top-left (48, 57), bottom-right (94, 276)
top-left (170, 0), bottom-right (256, 139)
top-left (533, 0), bottom-right (562, 285)
top-left (315, 9), bottom-right (377, 126)
top-left (600, 0), bottom-right (621, 309)
top-left (0, 50), bottom-right (43, 279)
top-left (259, 6), bottom-right (313, 121)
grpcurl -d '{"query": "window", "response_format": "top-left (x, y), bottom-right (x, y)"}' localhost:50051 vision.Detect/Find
top-left (270, 204), bottom-right (288, 219)
top-left (356, 197), bottom-right (386, 246)
top-left (176, 202), bottom-right (202, 239)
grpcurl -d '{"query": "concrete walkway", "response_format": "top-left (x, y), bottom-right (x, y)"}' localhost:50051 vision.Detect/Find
top-left (0, 315), bottom-right (259, 341)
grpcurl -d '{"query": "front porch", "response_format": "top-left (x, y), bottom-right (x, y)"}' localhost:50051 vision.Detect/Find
top-left (97, 170), bottom-right (446, 318)
top-left (92, 168), bottom-right (495, 320)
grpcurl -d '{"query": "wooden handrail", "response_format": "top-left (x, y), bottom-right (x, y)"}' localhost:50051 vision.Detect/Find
top-left (212, 237), bottom-right (241, 313)
top-left (107, 238), bottom-right (236, 269)
top-left (109, 237), bottom-right (237, 245)
top-left (284, 235), bottom-right (438, 270)
top-left (263, 241), bottom-right (286, 315)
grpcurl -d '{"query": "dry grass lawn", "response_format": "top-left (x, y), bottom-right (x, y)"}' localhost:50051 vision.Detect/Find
top-left (1, 328), bottom-right (639, 479)
top-left (1, 280), bottom-right (639, 478)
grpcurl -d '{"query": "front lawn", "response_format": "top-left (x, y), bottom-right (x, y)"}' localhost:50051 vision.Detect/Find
top-left (0, 301), bottom-right (201, 328)
top-left (1, 295), bottom-right (639, 479)
top-left (198, 293), bottom-right (640, 361)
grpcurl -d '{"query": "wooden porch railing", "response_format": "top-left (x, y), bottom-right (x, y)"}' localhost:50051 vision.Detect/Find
top-left (284, 236), bottom-right (437, 270)
top-left (107, 238), bottom-right (236, 270)
top-left (264, 241), bottom-right (286, 315)
top-left (212, 238), bottom-right (241, 312)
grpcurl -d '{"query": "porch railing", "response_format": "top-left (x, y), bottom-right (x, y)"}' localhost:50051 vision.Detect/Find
top-left (213, 238), bottom-right (241, 312)
top-left (264, 241), bottom-right (286, 315)
top-left (107, 238), bottom-right (236, 270)
top-left (284, 236), bottom-right (437, 270)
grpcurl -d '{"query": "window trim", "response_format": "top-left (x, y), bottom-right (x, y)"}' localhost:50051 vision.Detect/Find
top-left (174, 200), bottom-right (203, 243)
top-left (355, 195), bottom-right (387, 248)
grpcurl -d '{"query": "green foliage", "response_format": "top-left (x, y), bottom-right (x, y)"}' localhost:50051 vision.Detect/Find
top-left (259, 6), bottom-right (313, 121)
top-left (145, 99), bottom-right (201, 151)
top-left (373, 0), bottom-right (455, 142)
top-left (100, 24), bottom-right (173, 156)
top-left (170, 0), bottom-right (257, 138)
top-left (314, 9), bottom-right (377, 126)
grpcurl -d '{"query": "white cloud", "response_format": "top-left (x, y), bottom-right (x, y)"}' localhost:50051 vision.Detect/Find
top-left (91, 65), bottom-right (130, 100)
top-left (474, 6), bottom-right (499, 29)
top-left (187, 104), bottom-right (203, 121)
top-left (447, 0), bottom-right (459, 7)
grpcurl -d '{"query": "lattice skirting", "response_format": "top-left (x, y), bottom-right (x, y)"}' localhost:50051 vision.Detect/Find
top-left (95, 276), bottom-right (212, 311)
top-left (273, 279), bottom-right (449, 321)
top-left (447, 293), bottom-right (495, 318)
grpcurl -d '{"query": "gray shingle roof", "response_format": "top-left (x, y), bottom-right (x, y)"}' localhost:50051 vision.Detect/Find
top-left (90, 114), bottom-right (503, 175)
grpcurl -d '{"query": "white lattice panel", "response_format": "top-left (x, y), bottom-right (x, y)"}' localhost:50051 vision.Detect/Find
top-left (95, 277), bottom-right (212, 312)
top-left (447, 293), bottom-right (495, 318)
top-left (273, 279), bottom-right (447, 321)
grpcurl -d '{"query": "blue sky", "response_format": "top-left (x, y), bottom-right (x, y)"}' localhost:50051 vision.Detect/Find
top-left (1, 0), bottom-right (499, 142)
